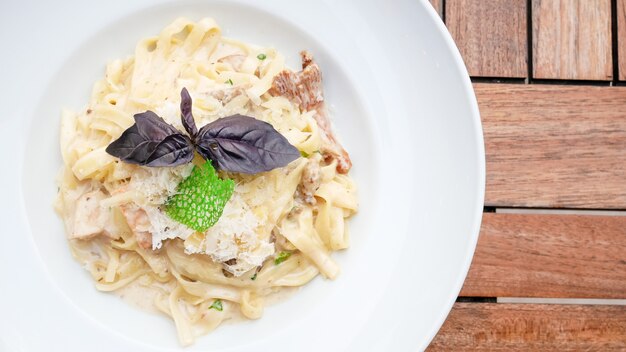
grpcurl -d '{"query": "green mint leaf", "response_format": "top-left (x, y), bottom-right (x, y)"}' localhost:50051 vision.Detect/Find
top-left (257, 53), bottom-right (267, 60)
top-left (209, 299), bottom-right (223, 311)
top-left (274, 251), bottom-right (291, 265)
top-left (165, 162), bottom-right (234, 232)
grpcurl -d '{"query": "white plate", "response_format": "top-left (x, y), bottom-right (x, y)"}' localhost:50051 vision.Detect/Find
top-left (0, 0), bottom-right (484, 351)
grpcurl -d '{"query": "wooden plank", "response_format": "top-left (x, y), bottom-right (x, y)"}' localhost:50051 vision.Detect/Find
top-left (617, 0), bottom-right (626, 81)
top-left (532, 0), bottom-right (612, 80)
top-left (476, 83), bottom-right (626, 208)
top-left (460, 213), bottom-right (626, 298)
top-left (445, 0), bottom-right (527, 78)
top-left (428, 303), bottom-right (626, 351)
top-left (428, 0), bottom-right (443, 18)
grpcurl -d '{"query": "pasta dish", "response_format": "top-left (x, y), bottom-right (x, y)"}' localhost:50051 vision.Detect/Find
top-left (55, 18), bottom-right (357, 345)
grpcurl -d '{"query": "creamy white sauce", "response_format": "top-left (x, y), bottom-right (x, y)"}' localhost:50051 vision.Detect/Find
top-left (115, 279), bottom-right (302, 322)
top-left (114, 280), bottom-right (170, 314)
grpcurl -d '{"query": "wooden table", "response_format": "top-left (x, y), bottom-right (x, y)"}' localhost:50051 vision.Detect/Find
top-left (426, 0), bottom-right (626, 350)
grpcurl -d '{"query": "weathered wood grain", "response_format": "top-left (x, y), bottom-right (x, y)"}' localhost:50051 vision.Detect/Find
top-left (460, 213), bottom-right (626, 298)
top-left (445, 0), bottom-right (527, 78)
top-left (428, 0), bottom-right (444, 18)
top-left (619, 0), bottom-right (626, 80)
top-left (532, 0), bottom-right (612, 80)
top-left (476, 83), bottom-right (626, 208)
top-left (428, 303), bottom-right (626, 351)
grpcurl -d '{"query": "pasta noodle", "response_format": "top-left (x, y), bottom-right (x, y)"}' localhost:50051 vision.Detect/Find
top-left (56, 17), bottom-right (357, 345)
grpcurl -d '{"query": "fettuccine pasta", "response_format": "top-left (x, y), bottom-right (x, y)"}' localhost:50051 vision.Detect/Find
top-left (55, 18), bottom-right (357, 346)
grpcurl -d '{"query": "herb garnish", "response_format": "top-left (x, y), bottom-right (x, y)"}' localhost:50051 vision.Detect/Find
top-left (274, 251), bottom-right (291, 265)
top-left (250, 273), bottom-right (257, 280)
top-left (209, 299), bottom-right (223, 311)
top-left (165, 162), bottom-right (234, 232)
top-left (257, 53), bottom-right (267, 60)
top-left (225, 78), bottom-right (233, 85)
top-left (104, 110), bottom-right (194, 167)
top-left (106, 88), bottom-right (300, 174)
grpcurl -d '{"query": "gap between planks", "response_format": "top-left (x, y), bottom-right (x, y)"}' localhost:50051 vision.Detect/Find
top-left (494, 208), bottom-right (626, 216)
top-left (458, 296), bottom-right (626, 305)
top-left (498, 297), bottom-right (626, 305)
top-left (618, 0), bottom-right (626, 80)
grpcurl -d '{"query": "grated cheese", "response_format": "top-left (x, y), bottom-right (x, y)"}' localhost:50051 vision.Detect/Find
top-left (185, 186), bottom-right (275, 276)
top-left (122, 154), bottom-right (277, 275)
top-left (128, 164), bottom-right (193, 205)
top-left (143, 205), bottom-right (195, 250)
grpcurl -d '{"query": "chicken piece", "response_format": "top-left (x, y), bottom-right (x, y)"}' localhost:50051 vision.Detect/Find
top-left (296, 153), bottom-right (322, 205)
top-left (218, 54), bottom-right (246, 71)
top-left (269, 54), bottom-right (323, 110)
top-left (269, 51), bottom-right (352, 174)
top-left (70, 190), bottom-right (117, 240)
top-left (274, 232), bottom-right (297, 251)
top-left (321, 142), bottom-right (351, 175)
top-left (119, 204), bottom-right (153, 250)
top-left (209, 86), bottom-right (246, 104)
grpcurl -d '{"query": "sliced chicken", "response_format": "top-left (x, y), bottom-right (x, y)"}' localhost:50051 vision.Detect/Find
top-left (269, 51), bottom-right (352, 174)
top-left (218, 54), bottom-right (246, 71)
top-left (296, 153), bottom-right (322, 205)
top-left (70, 190), bottom-right (117, 240)
top-left (269, 53), bottom-right (323, 111)
top-left (119, 204), bottom-right (153, 250)
top-left (209, 85), bottom-right (246, 104)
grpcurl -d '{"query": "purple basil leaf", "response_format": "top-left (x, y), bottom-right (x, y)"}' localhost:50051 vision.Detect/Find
top-left (105, 124), bottom-right (145, 160)
top-left (106, 110), bottom-right (194, 167)
top-left (123, 140), bottom-right (161, 164)
top-left (135, 111), bottom-right (180, 140)
top-left (195, 114), bottom-right (300, 174)
top-left (144, 134), bottom-right (195, 167)
top-left (180, 88), bottom-right (198, 137)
